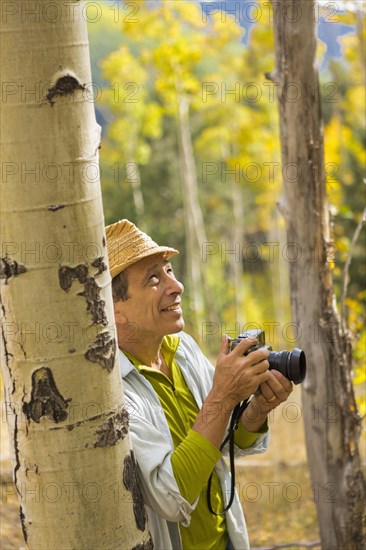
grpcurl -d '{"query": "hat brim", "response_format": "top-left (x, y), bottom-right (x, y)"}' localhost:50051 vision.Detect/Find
top-left (110, 246), bottom-right (178, 278)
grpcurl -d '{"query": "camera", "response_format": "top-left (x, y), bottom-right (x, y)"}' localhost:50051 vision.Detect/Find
top-left (229, 329), bottom-right (306, 384)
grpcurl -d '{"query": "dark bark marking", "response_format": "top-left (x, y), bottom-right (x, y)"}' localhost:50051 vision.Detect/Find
top-left (94, 408), bottom-right (129, 448)
top-left (131, 540), bottom-right (154, 550)
top-left (0, 258), bottom-right (27, 283)
top-left (59, 264), bottom-right (88, 291)
top-left (19, 342), bottom-right (27, 359)
top-left (123, 451), bottom-right (147, 532)
top-left (1, 325), bottom-right (15, 394)
top-left (46, 75), bottom-right (85, 105)
top-left (102, 236), bottom-right (106, 247)
top-left (25, 463), bottom-right (39, 478)
top-left (59, 264), bottom-right (107, 325)
top-left (13, 414), bottom-right (21, 490)
top-left (264, 70), bottom-right (277, 83)
top-left (67, 422), bottom-right (80, 431)
top-left (23, 367), bottom-right (70, 423)
top-left (19, 506), bottom-right (28, 543)
top-left (48, 204), bottom-right (65, 211)
top-left (85, 331), bottom-right (116, 372)
top-left (77, 278), bottom-right (107, 325)
top-left (50, 411), bottom-right (105, 432)
top-left (91, 256), bottom-right (107, 276)
top-left (346, 468), bottom-right (366, 544)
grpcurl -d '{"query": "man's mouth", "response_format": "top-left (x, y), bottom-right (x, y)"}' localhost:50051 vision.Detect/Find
top-left (162, 303), bottom-right (181, 312)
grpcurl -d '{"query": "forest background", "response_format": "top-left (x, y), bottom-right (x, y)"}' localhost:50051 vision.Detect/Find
top-left (89, 0), bottom-right (365, 389)
top-left (91, 0), bottom-right (365, 541)
top-left (92, 0), bottom-right (366, 542)
top-left (1, 0), bottom-right (365, 547)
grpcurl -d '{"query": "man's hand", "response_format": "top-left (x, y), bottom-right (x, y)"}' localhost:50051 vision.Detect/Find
top-left (192, 335), bottom-right (270, 449)
top-left (211, 335), bottom-right (271, 408)
top-left (242, 370), bottom-right (293, 432)
top-left (254, 369), bottom-right (293, 411)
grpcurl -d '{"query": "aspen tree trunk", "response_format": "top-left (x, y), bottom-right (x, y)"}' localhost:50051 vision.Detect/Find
top-left (271, 1), bottom-right (366, 548)
top-left (126, 159), bottom-right (145, 227)
top-left (0, 2), bottom-right (152, 548)
top-left (125, 130), bottom-right (146, 230)
top-left (177, 98), bottom-right (207, 336)
top-left (221, 141), bottom-right (245, 324)
top-left (176, 94), bottom-right (219, 335)
top-left (231, 179), bottom-right (245, 323)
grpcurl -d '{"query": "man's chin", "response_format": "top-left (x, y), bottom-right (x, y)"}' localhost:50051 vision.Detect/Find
top-left (172, 317), bottom-right (185, 334)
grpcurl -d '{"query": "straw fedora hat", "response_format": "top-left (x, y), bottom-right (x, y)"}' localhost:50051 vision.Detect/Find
top-left (105, 219), bottom-right (179, 279)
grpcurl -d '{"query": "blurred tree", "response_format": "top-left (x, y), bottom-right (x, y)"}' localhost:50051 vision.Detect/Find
top-left (95, 0), bottom-right (364, 360)
top-left (99, 1), bottom-right (282, 338)
top-left (272, 0), bottom-right (365, 548)
top-left (0, 2), bottom-right (152, 548)
top-left (101, 45), bottom-right (164, 230)
top-left (194, 11), bottom-right (281, 325)
top-left (322, 8), bottom-right (366, 395)
top-left (100, 1), bottom-right (240, 335)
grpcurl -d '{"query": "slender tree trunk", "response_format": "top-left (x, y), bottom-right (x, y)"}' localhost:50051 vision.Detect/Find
top-left (221, 140), bottom-right (245, 324)
top-left (126, 159), bottom-right (146, 227)
top-left (0, 2), bottom-right (152, 548)
top-left (125, 129), bottom-right (146, 230)
top-left (231, 178), bottom-right (245, 323)
top-left (177, 110), bottom-right (204, 335)
top-left (176, 95), bottom-right (219, 335)
top-left (271, 1), bottom-right (366, 548)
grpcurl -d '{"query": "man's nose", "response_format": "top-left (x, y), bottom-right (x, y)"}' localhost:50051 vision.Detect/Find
top-left (176, 279), bottom-right (184, 295)
top-left (167, 276), bottom-right (184, 295)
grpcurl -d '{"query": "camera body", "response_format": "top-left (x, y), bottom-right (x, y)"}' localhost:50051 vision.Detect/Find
top-left (229, 329), bottom-right (306, 385)
top-left (229, 329), bottom-right (268, 354)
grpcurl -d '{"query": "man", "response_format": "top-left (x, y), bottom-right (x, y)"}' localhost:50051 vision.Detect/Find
top-left (106, 219), bottom-right (293, 550)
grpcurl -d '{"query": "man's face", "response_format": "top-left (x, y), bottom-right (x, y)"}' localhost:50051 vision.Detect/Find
top-left (117, 253), bottom-right (185, 341)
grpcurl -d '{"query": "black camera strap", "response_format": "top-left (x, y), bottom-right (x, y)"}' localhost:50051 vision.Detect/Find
top-left (207, 398), bottom-right (250, 515)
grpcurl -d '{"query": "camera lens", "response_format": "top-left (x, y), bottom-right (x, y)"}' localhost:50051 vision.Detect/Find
top-left (268, 348), bottom-right (306, 385)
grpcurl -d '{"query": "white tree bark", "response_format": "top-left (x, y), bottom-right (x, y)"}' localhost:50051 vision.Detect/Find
top-left (271, 1), bottom-right (366, 548)
top-left (176, 94), bottom-right (220, 336)
top-left (0, 2), bottom-right (152, 548)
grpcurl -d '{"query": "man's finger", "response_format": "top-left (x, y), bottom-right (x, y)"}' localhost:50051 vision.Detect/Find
top-left (269, 369), bottom-right (293, 392)
top-left (252, 358), bottom-right (270, 375)
top-left (217, 334), bottom-right (230, 361)
top-left (245, 347), bottom-right (270, 366)
top-left (230, 337), bottom-right (258, 356)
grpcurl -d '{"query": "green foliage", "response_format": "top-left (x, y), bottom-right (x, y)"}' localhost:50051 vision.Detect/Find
top-left (320, 13), bottom-right (366, 401)
top-left (89, 1), bottom-right (365, 379)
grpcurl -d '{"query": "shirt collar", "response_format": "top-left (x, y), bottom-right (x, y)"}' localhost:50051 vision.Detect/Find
top-left (119, 349), bottom-right (136, 378)
top-left (118, 334), bottom-right (181, 375)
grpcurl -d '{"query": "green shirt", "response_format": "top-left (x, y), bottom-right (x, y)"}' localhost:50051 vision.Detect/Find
top-left (126, 335), bottom-right (262, 549)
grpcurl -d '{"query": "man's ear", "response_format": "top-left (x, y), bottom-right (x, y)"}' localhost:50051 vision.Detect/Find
top-left (113, 300), bottom-right (126, 324)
